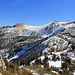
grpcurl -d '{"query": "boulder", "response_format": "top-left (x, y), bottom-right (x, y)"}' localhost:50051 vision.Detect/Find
top-left (0, 55), bottom-right (6, 70)
top-left (0, 73), bottom-right (2, 75)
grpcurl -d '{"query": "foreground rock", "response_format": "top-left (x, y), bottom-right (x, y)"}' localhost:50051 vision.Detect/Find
top-left (0, 55), bottom-right (6, 70)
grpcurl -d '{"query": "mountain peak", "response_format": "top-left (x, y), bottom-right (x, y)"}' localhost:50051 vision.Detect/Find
top-left (54, 20), bottom-right (63, 22)
top-left (14, 23), bottom-right (29, 27)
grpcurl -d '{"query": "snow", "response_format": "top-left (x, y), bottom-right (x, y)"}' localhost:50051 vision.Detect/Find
top-left (39, 56), bottom-right (45, 62)
top-left (47, 55), bottom-right (53, 59)
top-left (52, 70), bottom-right (59, 74)
top-left (63, 23), bottom-right (75, 29)
top-left (53, 27), bottom-right (65, 34)
top-left (25, 25), bottom-right (42, 31)
top-left (30, 60), bottom-right (35, 66)
top-left (43, 47), bottom-right (50, 53)
top-left (48, 60), bottom-right (62, 68)
top-left (19, 65), bottom-right (24, 68)
top-left (73, 71), bottom-right (75, 75)
top-left (52, 49), bottom-right (68, 55)
top-left (5, 52), bottom-right (10, 58)
top-left (30, 21), bottom-right (52, 30)
top-left (51, 49), bottom-right (69, 58)
top-left (44, 73), bottom-right (51, 75)
top-left (71, 56), bottom-right (75, 60)
top-left (8, 56), bottom-right (18, 62)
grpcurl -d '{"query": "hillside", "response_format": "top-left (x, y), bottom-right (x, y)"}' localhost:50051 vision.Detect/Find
top-left (0, 21), bottom-right (75, 75)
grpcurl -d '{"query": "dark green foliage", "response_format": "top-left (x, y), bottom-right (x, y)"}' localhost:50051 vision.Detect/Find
top-left (56, 56), bottom-right (60, 61)
top-left (18, 68), bottom-right (33, 75)
top-left (43, 56), bottom-right (49, 70)
top-left (50, 47), bottom-right (55, 52)
top-left (4, 60), bottom-right (33, 75)
top-left (44, 52), bottom-right (48, 56)
top-left (71, 44), bottom-right (75, 50)
top-left (52, 54), bottom-right (57, 61)
top-left (35, 59), bottom-right (43, 65)
top-left (61, 56), bottom-right (75, 75)
top-left (19, 58), bottom-right (25, 65)
top-left (51, 66), bottom-right (59, 72)
top-left (62, 62), bottom-right (68, 69)
top-left (20, 52), bottom-right (42, 65)
top-left (62, 68), bottom-right (73, 75)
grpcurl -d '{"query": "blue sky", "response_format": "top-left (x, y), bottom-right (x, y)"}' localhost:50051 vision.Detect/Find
top-left (0, 0), bottom-right (75, 26)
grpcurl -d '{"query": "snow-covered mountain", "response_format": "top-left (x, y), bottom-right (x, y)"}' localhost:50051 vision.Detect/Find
top-left (0, 21), bottom-right (75, 75)
top-left (13, 21), bottom-right (75, 36)
top-left (0, 21), bottom-right (75, 59)
top-left (1, 21), bottom-right (75, 37)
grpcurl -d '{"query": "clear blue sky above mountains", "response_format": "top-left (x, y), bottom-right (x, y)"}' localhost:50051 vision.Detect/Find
top-left (0, 0), bottom-right (75, 26)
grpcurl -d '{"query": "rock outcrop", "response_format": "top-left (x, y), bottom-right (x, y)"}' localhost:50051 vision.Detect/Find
top-left (0, 55), bottom-right (6, 70)
top-left (0, 73), bottom-right (2, 75)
